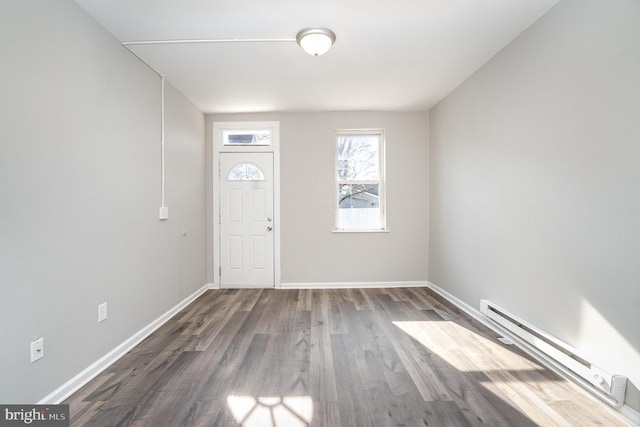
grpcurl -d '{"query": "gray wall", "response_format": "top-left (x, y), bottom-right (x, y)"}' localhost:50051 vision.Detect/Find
top-left (206, 112), bottom-right (429, 285)
top-left (429, 0), bottom-right (640, 410)
top-left (0, 1), bottom-right (206, 403)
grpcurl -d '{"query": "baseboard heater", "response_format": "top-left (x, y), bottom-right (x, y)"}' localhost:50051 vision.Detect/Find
top-left (480, 300), bottom-right (627, 409)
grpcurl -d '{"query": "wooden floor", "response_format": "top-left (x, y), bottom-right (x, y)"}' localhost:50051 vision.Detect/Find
top-left (65, 288), bottom-right (626, 426)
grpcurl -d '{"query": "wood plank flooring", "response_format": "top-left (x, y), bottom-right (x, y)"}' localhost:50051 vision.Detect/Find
top-left (65, 288), bottom-right (626, 426)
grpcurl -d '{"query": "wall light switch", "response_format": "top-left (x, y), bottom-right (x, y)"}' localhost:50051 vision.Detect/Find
top-left (159, 206), bottom-right (169, 220)
top-left (98, 302), bottom-right (108, 322)
top-left (31, 337), bottom-right (44, 363)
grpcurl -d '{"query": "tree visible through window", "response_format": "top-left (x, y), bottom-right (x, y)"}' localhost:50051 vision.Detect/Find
top-left (336, 130), bottom-right (386, 230)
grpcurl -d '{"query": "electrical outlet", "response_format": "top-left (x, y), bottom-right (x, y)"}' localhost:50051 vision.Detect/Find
top-left (98, 302), bottom-right (108, 322)
top-left (31, 337), bottom-right (44, 363)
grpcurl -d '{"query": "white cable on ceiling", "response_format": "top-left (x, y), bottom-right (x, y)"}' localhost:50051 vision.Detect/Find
top-left (120, 33), bottom-right (317, 219)
top-left (122, 38), bottom-right (296, 46)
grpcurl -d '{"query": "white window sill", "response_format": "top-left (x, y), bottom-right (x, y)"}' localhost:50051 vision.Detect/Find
top-left (333, 229), bottom-right (390, 233)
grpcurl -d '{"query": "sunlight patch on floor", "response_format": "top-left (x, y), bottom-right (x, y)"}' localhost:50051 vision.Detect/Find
top-left (392, 320), bottom-right (544, 373)
top-left (392, 320), bottom-right (571, 426)
top-left (226, 395), bottom-right (313, 427)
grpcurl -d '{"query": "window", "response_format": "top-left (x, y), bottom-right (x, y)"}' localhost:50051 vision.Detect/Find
top-left (227, 163), bottom-right (265, 181)
top-left (335, 130), bottom-right (386, 231)
top-left (223, 130), bottom-right (271, 146)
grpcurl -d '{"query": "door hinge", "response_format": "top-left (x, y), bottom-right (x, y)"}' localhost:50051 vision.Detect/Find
top-left (219, 267), bottom-right (221, 276)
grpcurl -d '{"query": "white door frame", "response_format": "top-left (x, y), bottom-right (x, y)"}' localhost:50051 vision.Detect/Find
top-left (212, 121), bottom-right (281, 289)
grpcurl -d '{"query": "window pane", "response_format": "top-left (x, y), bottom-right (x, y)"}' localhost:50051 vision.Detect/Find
top-left (228, 163), bottom-right (265, 181)
top-left (338, 184), bottom-right (380, 229)
top-left (224, 130), bottom-right (271, 145)
top-left (337, 136), bottom-right (379, 180)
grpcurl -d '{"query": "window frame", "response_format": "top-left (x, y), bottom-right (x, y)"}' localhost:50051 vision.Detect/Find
top-left (334, 129), bottom-right (388, 232)
top-left (222, 129), bottom-right (271, 146)
top-left (226, 162), bottom-right (266, 181)
top-left (215, 121), bottom-right (277, 153)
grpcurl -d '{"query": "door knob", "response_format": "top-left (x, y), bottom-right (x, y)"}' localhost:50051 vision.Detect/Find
top-left (267, 226), bottom-right (273, 231)
top-left (267, 217), bottom-right (272, 222)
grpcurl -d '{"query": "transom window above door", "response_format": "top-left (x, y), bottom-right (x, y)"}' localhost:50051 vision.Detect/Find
top-left (223, 130), bottom-right (271, 146)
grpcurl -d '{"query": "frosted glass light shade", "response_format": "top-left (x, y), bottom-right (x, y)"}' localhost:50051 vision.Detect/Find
top-left (296, 27), bottom-right (336, 56)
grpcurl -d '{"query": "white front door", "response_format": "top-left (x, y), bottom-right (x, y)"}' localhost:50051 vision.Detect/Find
top-left (219, 152), bottom-right (274, 288)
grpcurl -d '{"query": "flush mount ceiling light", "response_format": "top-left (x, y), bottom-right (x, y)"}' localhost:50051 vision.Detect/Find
top-left (296, 27), bottom-right (336, 56)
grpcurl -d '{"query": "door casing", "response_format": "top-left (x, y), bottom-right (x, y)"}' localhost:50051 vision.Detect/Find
top-left (212, 121), bottom-right (281, 289)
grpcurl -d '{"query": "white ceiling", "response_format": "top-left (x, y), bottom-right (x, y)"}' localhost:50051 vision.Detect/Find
top-left (74, 0), bottom-right (559, 114)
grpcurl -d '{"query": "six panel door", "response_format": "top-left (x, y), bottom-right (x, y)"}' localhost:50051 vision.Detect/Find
top-left (219, 152), bottom-right (274, 288)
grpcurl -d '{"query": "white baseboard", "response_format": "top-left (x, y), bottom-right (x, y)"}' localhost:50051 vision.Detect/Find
top-left (207, 282), bottom-right (218, 289)
top-left (281, 281), bottom-right (428, 289)
top-left (38, 283), bottom-right (210, 404)
top-left (425, 282), bottom-right (492, 326)
top-left (426, 281), bottom-right (640, 427)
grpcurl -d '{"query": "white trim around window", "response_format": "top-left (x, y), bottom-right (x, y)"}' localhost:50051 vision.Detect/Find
top-left (334, 129), bottom-right (387, 232)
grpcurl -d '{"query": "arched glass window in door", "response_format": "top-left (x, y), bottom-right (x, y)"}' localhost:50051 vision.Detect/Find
top-left (227, 163), bottom-right (265, 181)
